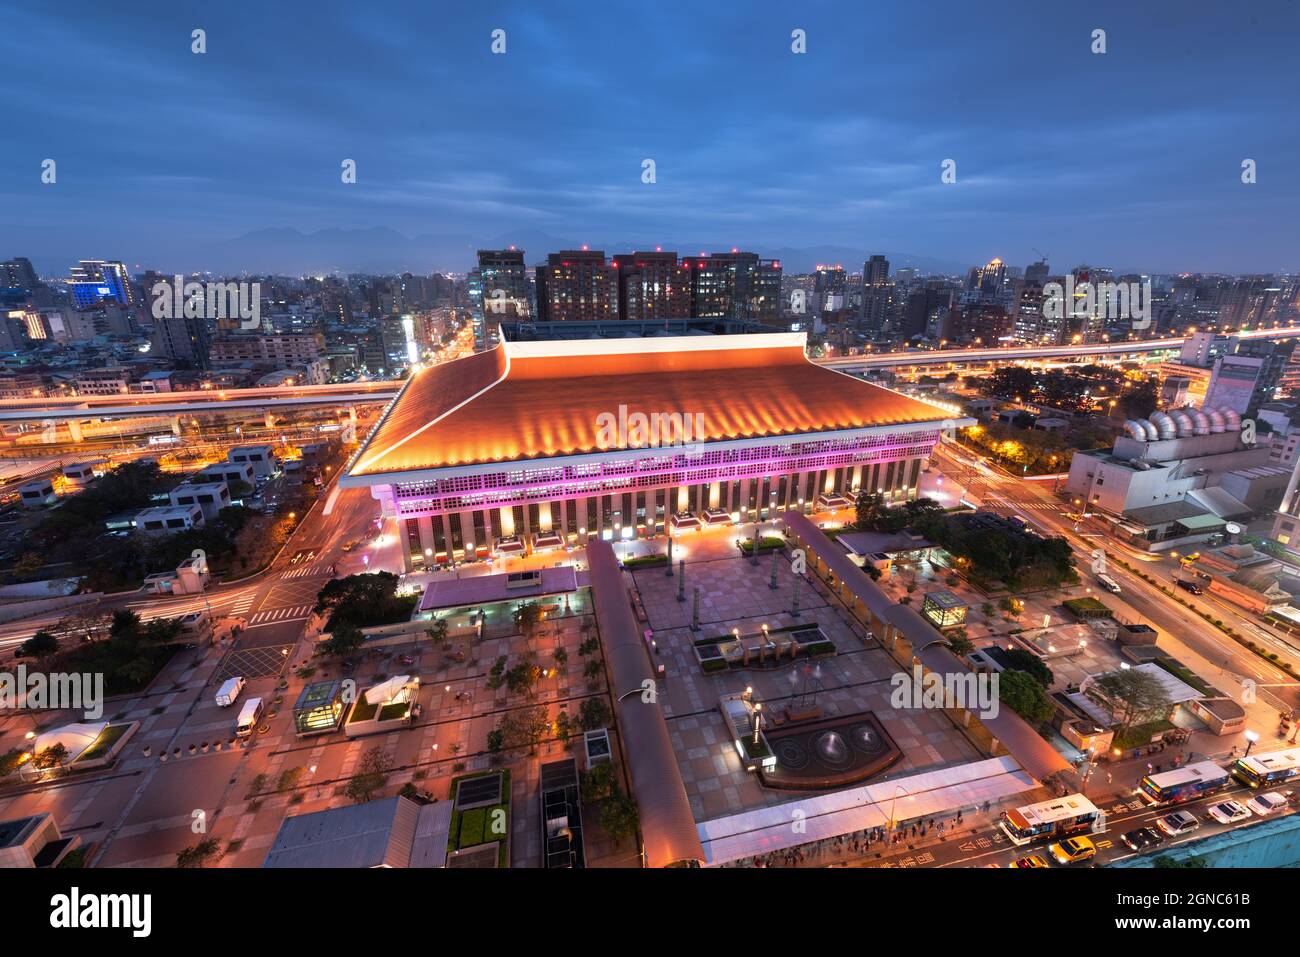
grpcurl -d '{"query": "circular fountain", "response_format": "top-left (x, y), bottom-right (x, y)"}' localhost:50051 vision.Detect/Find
top-left (815, 731), bottom-right (853, 769)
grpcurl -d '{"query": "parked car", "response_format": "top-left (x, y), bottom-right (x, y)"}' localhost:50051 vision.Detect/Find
top-left (1156, 810), bottom-right (1200, 836)
top-left (1246, 792), bottom-right (1289, 816)
top-left (1207, 800), bottom-right (1252, 825)
top-left (1048, 836), bottom-right (1096, 864)
top-left (1121, 827), bottom-right (1164, 851)
top-left (1175, 578), bottom-right (1204, 595)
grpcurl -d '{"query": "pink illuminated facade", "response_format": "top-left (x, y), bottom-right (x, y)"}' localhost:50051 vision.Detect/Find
top-left (342, 333), bottom-right (967, 571)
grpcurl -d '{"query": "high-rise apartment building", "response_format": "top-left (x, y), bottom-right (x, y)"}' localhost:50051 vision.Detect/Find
top-left (534, 250), bottom-right (616, 324)
top-left (612, 251), bottom-right (690, 323)
top-left (470, 248), bottom-right (530, 347)
top-left (859, 255), bottom-right (891, 333)
top-left (0, 257), bottom-right (40, 291)
top-left (68, 260), bottom-right (135, 309)
top-left (686, 252), bottom-right (781, 324)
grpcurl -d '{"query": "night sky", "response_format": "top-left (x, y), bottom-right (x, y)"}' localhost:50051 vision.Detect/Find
top-left (2, 0), bottom-right (1297, 275)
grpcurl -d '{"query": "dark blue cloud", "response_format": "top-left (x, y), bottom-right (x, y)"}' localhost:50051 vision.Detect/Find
top-left (1, 0), bottom-right (1297, 274)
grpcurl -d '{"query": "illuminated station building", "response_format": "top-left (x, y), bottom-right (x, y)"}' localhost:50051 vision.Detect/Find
top-left (341, 333), bottom-right (965, 572)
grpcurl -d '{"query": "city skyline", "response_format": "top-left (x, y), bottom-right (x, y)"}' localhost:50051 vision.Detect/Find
top-left (3, 1), bottom-right (1299, 275)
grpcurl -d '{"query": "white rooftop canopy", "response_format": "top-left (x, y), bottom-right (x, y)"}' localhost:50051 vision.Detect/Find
top-left (33, 721), bottom-right (108, 762)
top-left (696, 756), bottom-right (1037, 866)
top-left (364, 675), bottom-right (413, 705)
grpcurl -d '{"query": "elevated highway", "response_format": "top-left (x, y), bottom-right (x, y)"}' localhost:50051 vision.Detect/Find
top-left (3, 326), bottom-right (1299, 424)
top-left (0, 380), bottom-right (400, 422)
top-left (820, 325), bottom-right (1300, 371)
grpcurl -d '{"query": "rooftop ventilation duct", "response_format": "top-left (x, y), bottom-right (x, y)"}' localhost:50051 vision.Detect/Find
top-left (1149, 411), bottom-right (1177, 439)
top-left (1170, 410), bottom-right (1194, 437)
top-left (1206, 408), bottom-right (1226, 433)
top-left (1123, 420), bottom-right (1148, 441)
top-left (1220, 407), bottom-right (1242, 432)
top-left (1191, 409), bottom-right (1211, 435)
top-left (1140, 419), bottom-right (1159, 440)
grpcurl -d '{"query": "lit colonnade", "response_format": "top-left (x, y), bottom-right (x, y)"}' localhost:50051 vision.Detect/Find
top-left (341, 332), bottom-right (971, 572)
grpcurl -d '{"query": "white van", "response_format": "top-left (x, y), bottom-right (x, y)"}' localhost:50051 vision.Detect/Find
top-left (215, 676), bottom-right (245, 707)
top-left (235, 697), bottom-right (264, 737)
top-left (1096, 574), bottom-right (1121, 594)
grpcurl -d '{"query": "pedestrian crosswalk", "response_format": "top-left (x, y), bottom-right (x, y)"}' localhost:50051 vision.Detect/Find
top-left (280, 563), bottom-right (333, 580)
top-left (247, 604), bottom-right (313, 626)
top-left (125, 590), bottom-right (256, 619)
top-left (221, 593), bottom-right (256, 616)
top-left (983, 498), bottom-right (1062, 512)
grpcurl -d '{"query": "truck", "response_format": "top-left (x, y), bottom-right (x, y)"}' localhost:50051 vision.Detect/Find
top-left (215, 676), bottom-right (245, 707)
top-left (235, 697), bottom-right (264, 737)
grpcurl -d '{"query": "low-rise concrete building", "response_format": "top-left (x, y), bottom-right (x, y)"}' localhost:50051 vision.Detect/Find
top-left (0, 813), bottom-right (80, 868)
top-left (133, 503), bottom-right (205, 535)
top-left (18, 479), bottom-right (56, 507)
top-left (194, 460), bottom-right (255, 492)
top-left (61, 458), bottom-right (108, 487)
top-left (227, 444), bottom-right (277, 478)
top-left (167, 480), bottom-right (230, 522)
top-left (1068, 406), bottom-right (1289, 549)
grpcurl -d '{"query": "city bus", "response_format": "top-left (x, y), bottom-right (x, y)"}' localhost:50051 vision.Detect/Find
top-left (998, 794), bottom-right (1104, 846)
top-left (1139, 761), bottom-right (1230, 805)
top-left (1230, 746), bottom-right (1300, 789)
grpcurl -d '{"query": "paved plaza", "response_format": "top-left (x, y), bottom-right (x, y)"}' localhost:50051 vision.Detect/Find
top-left (631, 544), bottom-right (983, 823)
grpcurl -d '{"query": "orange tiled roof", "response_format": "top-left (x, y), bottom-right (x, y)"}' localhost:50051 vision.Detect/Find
top-left (350, 338), bottom-right (946, 476)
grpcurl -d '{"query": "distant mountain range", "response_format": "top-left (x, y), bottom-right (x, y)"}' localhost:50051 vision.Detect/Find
top-left (194, 226), bottom-right (974, 277)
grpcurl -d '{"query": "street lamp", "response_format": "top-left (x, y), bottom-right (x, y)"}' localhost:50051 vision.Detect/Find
top-left (888, 784), bottom-right (910, 832)
top-left (1244, 729), bottom-right (1260, 757)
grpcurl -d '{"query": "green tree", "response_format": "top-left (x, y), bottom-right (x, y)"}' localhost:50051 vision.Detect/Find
top-left (314, 572), bottom-right (414, 631)
top-left (1, 748), bottom-right (27, 777)
top-left (505, 658), bottom-right (542, 697)
top-left (486, 655), bottom-right (508, 691)
top-left (581, 762), bottom-right (617, 803)
top-left (110, 609), bottom-right (142, 638)
top-left (424, 617), bottom-right (448, 647)
top-left (116, 657), bottom-right (156, 686)
top-left (12, 552), bottom-right (44, 580)
top-left (998, 669), bottom-right (1055, 725)
top-left (345, 746), bottom-right (391, 804)
top-left (1001, 648), bottom-right (1054, 687)
top-left (34, 742), bottom-right (69, 770)
top-left (554, 709), bottom-right (572, 746)
top-left (513, 601), bottom-right (542, 637)
top-left (854, 490), bottom-right (887, 530)
top-left (600, 792), bottom-right (640, 846)
top-left (20, 631), bottom-right (59, 660)
top-left (176, 837), bottom-right (223, 868)
top-left (946, 631), bottom-right (974, 657)
top-left (578, 697), bottom-right (611, 731)
top-left (498, 704), bottom-right (551, 753)
top-left (321, 622), bottom-right (365, 658)
top-left (1089, 669), bottom-right (1172, 740)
